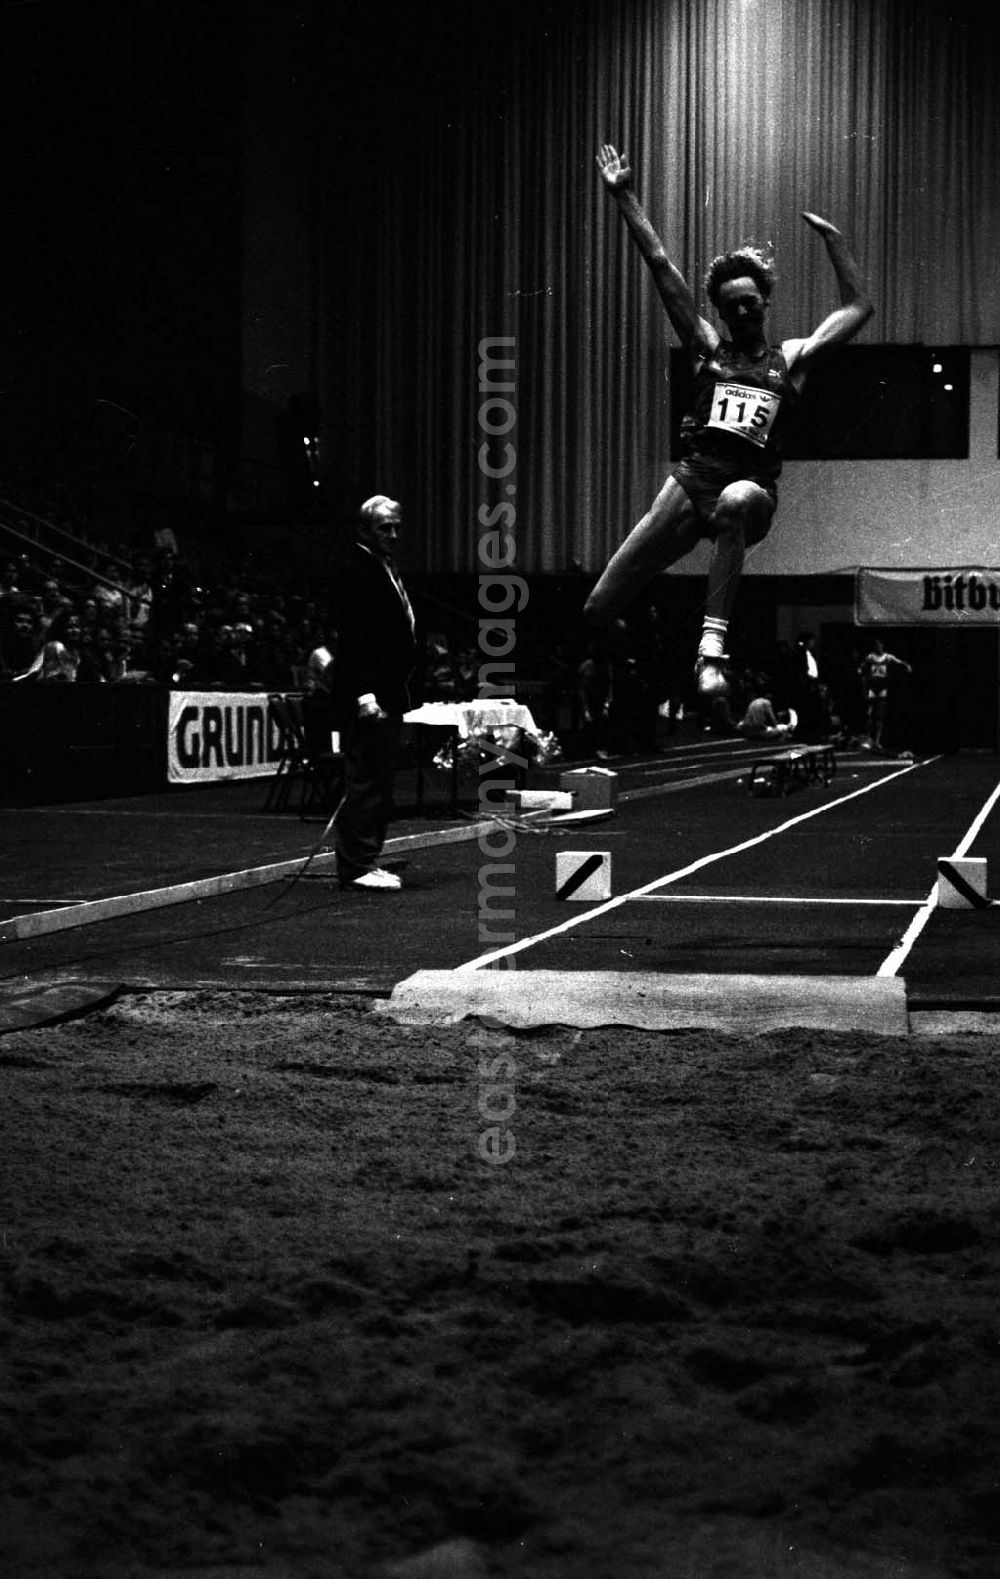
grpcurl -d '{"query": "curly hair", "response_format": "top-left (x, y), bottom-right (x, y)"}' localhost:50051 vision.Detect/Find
top-left (704, 245), bottom-right (775, 307)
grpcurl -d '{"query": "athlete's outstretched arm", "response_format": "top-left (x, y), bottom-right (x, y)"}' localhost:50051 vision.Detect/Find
top-left (596, 144), bottom-right (716, 360)
top-left (788, 214), bottom-right (874, 370)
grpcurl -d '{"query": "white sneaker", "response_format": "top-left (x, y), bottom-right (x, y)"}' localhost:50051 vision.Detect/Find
top-left (695, 654), bottom-right (730, 699)
top-left (343, 868), bottom-right (402, 891)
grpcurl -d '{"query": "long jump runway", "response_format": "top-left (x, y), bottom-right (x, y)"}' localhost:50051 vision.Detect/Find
top-left (462, 752), bottom-right (998, 978)
top-left (2, 744), bottom-right (1000, 1030)
top-left (390, 747), bottom-right (1000, 1031)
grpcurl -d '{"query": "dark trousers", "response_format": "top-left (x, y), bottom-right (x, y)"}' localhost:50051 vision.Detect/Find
top-left (334, 714), bottom-right (403, 882)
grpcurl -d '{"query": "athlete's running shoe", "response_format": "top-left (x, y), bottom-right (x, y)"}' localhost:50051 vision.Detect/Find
top-left (695, 654), bottom-right (730, 699)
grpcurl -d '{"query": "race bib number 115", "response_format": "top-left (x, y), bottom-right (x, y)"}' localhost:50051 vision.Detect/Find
top-left (706, 383), bottom-right (781, 449)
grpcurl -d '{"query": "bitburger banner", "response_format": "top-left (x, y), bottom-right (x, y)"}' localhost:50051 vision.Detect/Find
top-left (856, 568), bottom-right (1000, 627)
top-left (168, 692), bottom-right (284, 784)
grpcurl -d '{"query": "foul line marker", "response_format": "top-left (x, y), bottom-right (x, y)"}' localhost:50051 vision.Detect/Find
top-left (555, 852), bottom-right (607, 900)
top-left (457, 757), bottom-right (936, 972)
top-left (878, 772), bottom-right (1000, 978)
top-left (633, 893), bottom-right (923, 907)
top-left (937, 859), bottom-right (991, 910)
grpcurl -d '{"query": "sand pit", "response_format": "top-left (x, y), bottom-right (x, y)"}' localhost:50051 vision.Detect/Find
top-left (1, 990), bottom-right (997, 1578)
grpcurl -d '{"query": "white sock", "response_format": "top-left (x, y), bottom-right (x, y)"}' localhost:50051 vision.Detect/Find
top-left (698, 617), bottom-right (728, 660)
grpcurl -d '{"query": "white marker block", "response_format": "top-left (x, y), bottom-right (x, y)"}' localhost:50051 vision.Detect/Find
top-left (559, 767), bottom-right (619, 811)
top-left (505, 789), bottom-right (574, 812)
top-left (555, 850), bottom-right (612, 902)
top-left (937, 856), bottom-right (989, 909)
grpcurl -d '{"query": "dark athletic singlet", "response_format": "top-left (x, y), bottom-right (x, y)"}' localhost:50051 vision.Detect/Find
top-left (862, 652), bottom-right (892, 694)
top-left (679, 343), bottom-right (799, 488)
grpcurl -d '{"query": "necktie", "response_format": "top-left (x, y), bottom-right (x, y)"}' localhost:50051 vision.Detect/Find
top-left (385, 559), bottom-right (415, 636)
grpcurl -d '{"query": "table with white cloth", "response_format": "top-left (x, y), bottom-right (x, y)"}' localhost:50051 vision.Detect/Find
top-left (402, 699), bottom-right (539, 812)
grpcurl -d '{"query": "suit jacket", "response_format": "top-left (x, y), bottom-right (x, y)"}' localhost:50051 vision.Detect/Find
top-left (330, 540), bottom-right (418, 719)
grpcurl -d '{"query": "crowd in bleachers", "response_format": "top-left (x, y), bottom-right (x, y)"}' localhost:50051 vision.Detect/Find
top-left (0, 518), bottom-right (335, 692)
top-left (1, 495), bottom-right (884, 754)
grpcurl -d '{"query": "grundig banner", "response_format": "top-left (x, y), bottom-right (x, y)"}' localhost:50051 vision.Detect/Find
top-left (167, 692), bottom-right (284, 784)
top-left (856, 568), bottom-right (1000, 627)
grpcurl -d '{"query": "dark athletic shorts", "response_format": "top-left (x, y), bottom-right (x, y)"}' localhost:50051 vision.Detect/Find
top-left (672, 457), bottom-right (777, 544)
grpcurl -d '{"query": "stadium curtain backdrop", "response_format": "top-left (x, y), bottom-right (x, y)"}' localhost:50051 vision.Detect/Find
top-left (326, 0), bottom-right (1000, 575)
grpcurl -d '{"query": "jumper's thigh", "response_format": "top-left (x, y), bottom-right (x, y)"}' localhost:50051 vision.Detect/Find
top-left (585, 476), bottom-right (700, 623)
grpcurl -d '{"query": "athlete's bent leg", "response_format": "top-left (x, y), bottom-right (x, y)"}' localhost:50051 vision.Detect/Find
top-left (584, 477), bottom-right (700, 626)
top-left (696, 481), bottom-right (775, 698)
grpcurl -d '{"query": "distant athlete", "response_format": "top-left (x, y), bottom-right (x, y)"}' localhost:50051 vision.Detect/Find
top-left (586, 143), bottom-right (874, 698)
top-left (859, 639), bottom-right (911, 751)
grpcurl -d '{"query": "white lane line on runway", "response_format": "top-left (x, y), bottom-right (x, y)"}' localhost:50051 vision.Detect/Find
top-left (953, 775), bottom-right (1000, 857)
top-left (0, 817), bottom-right (510, 943)
top-left (0, 898), bottom-right (90, 907)
top-left (617, 740), bottom-right (754, 763)
top-left (621, 769), bottom-right (754, 799)
top-left (878, 771), bottom-right (1000, 978)
top-left (618, 754), bottom-right (920, 802)
top-left (13, 806), bottom-right (288, 820)
top-left (625, 744), bottom-right (772, 771)
top-left (633, 894), bottom-right (923, 907)
top-left (457, 757), bottom-right (936, 972)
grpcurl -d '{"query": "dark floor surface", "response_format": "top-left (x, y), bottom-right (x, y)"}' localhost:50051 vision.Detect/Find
top-left (2, 742), bottom-right (999, 1010)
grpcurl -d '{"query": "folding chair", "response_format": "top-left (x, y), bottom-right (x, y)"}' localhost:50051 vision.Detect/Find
top-left (263, 693), bottom-right (343, 817)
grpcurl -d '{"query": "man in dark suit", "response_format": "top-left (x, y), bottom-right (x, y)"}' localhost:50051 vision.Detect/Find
top-left (331, 494), bottom-right (418, 891)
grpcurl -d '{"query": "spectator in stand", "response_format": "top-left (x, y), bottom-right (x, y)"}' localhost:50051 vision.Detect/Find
top-left (79, 623), bottom-right (134, 683)
top-left (286, 616), bottom-right (321, 684)
top-left (225, 590), bottom-right (255, 635)
top-left (146, 632), bottom-right (188, 688)
top-left (78, 595), bottom-right (101, 638)
top-left (0, 555), bottom-right (34, 602)
top-left (44, 594), bottom-right (75, 636)
top-left (222, 622), bottom-right (261, 686)
top-left (147, 549), bottom-right (189, 638)
top-left (94, 557), bottom-right (128, 624)
top-left (253, 614), bottom-right (296, 691)
top-left (76, 623), bottom-right (107, 682)
top-left (39, 579), bottom-right (65, 630)
top-left (0, 600), bottom-right (42, 681)
top-left (182, 625), bottom-right (232, 688)
top-left (98, 629), bottom-right (143, 683)
top-left (170, 620), bottom-right (199, 671)
top-left (38, 607), bottom-right (83, 682)
top-left (126, 556), bottom-right (154, 636)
